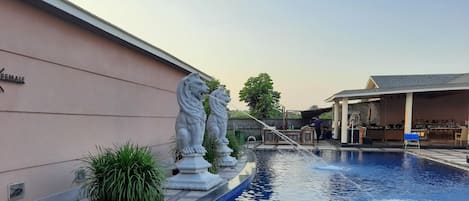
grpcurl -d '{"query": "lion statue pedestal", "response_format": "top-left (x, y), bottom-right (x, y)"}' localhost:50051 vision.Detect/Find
top-left (207, 88), bottom-right (237, 167)
top-left (165, 153), bottom-right (222, 190)
top-left (165, 73), bottom-right (223, 191)
top-left (217, 143), bottom-right (237, 167)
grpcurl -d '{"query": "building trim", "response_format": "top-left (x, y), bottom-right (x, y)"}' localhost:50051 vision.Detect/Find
top-left (326, 85), bottom-right (469, 102)
top-left (0, 48), bottom-right (177, 94)
top-left (0, 110), bottom-right (177, 119)
top-left (0, 142), bottom-right (173, 175)
top-left (365, 77), bottom-right (379, 89)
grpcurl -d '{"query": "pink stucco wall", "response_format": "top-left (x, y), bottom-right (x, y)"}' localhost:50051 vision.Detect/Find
top-left (0, 1), bottom-right (187, 200)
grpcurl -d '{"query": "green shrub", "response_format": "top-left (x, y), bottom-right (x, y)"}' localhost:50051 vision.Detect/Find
top-left (82, 143), bottom-right (165, 201)
top-left (168, 135), bottom-right (182, 163)
top-left (203, 133), bottom-right (220, 173)
top-left (227, 132), bottom-right (242, 159)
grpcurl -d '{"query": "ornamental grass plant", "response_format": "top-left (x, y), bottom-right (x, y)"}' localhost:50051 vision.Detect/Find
top-left (82, 143), bottom-right (165, 201)
top-left (226, 132), bottom-right (242, 159)
top-left (203, 133), bottom-right (220, 173)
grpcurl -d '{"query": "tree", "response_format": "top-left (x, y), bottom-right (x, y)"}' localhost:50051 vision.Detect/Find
top-left (319, 111), bottom-right (332, 119)
top-left (309, 105), bottom-right (319, 110)
top-left (203, 79), bottom-right (230, 115)
top-left (228, 110), bottom-right (251, 119)
top-left (239, 73), bottom-right (281, 119)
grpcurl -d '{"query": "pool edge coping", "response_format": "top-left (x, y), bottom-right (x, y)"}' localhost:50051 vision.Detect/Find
top-left (406, 150), bottom-right (469, 172)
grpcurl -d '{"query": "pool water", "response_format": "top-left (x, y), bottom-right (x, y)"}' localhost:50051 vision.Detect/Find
top-left (236, 150), bottom-right (469, 201)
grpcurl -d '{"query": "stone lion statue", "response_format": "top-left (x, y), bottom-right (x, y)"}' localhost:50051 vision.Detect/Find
top-left (207, 88), bottom-right (231, 144)
top-left (175, 73), bottom-right (209, 155)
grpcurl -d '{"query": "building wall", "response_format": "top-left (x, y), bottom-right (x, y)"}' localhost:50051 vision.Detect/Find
top-left (380, 94), bottom-right (406, 126)
top-left (379, 91), bottom-right (469, 127)
top-left (0, 1), bottom-right (185, 200)
top-left (369, 101), bottom-right (381, 125)
top-left (337, 101), bottom-right (381, 127)
top-left (413, 91), bottom-right (469, 125)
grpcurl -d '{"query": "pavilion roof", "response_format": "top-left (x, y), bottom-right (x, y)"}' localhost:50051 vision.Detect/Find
top-left (327, 73), bottom-right (469, 102)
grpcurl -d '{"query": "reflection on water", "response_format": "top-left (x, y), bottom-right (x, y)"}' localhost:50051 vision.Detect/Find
top-left (236, 150), bottom-right (469, 201)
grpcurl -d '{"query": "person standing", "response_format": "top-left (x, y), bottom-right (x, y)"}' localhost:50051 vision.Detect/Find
top-left (312, 117), bottom-right (322, 143)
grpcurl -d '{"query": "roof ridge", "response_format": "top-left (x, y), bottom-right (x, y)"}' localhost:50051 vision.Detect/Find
top-left (326, 82), bottom-right (469, 102)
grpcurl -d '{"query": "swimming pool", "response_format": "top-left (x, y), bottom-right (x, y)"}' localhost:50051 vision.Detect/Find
top-left (236, 150), bottom-right (469, 201)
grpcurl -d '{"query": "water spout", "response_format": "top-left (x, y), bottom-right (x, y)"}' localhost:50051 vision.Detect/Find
top-left (208, 94), bottom-right (374, 199)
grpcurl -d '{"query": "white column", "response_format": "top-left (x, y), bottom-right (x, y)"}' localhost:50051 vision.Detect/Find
top-left (341, 98), bottom-right (349, 144)
top-left (404, 92), bottom-right (413, 134)
top-left (333, 100), bottom-right (340, 139)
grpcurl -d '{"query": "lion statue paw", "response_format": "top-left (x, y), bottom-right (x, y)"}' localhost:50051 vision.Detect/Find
top-left (181, 147), bottom-right (195, 155)
top-left (193, 145), bottom-right (207, 154)
top-left (220, 137), bottom-right (229, 144)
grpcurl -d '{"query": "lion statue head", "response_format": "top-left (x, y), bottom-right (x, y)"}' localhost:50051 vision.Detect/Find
top-left (177, 73), bottom-right (209, 119)
top-left (209, 88), bottom-right (230, 119)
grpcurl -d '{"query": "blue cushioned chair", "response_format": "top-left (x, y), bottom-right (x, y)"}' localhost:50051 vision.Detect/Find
top-left (404, 133), bottom-right (420, 149)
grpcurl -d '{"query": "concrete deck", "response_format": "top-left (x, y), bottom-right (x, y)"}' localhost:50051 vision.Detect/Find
top-left (407, 149), bottom-right (469, 171)
top-left (164, 152), bottom-right (254, 201)
top-left (257, 141), bottom-right (469, 171)
top-left (256, 141), bottom-right (404, 152)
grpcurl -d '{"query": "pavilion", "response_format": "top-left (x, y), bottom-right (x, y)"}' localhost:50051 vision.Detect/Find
top-left (327, 73), bottom-right (469, 145)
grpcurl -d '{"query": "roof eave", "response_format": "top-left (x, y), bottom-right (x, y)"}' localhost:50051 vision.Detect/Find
top-left (327, 85), bottom-right (469, 102)
top-left (325, 95), bottom-right (337, 102)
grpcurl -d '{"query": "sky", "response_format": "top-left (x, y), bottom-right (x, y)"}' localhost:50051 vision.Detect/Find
top-left (71, 0), bottom-right (469, 111)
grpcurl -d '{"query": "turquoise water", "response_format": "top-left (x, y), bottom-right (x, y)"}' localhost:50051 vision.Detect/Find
top-left (236, 150), bottom-right (469, 201)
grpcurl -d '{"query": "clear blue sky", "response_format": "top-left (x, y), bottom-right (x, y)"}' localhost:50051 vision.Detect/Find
top-left (71, 0), bottom-right (469, 110)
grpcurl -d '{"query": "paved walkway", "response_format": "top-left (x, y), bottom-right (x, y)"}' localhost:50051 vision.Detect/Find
top-left (407, 149), bottom-right (469, 171)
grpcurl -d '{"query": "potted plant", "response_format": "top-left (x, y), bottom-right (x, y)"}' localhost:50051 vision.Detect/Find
top-left (82, 143), bottom-right (165, 201)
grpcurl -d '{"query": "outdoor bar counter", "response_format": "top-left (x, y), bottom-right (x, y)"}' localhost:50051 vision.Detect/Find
top-left (366, 128), bottom-right (404, 142)
top-left (427, 128), bottom-right (461, 140)
top-left (366, 127), bottom-right (463, 142)
top-left (411, 128), bottom-right (462, 141)
top-left (262, 127), bottom-right (315, 145)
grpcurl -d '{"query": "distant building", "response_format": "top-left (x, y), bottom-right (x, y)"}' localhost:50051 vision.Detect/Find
top-left (327, 73), bottom-right (469, 144)
top-left (0, 1), bottom-right (210, 200)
